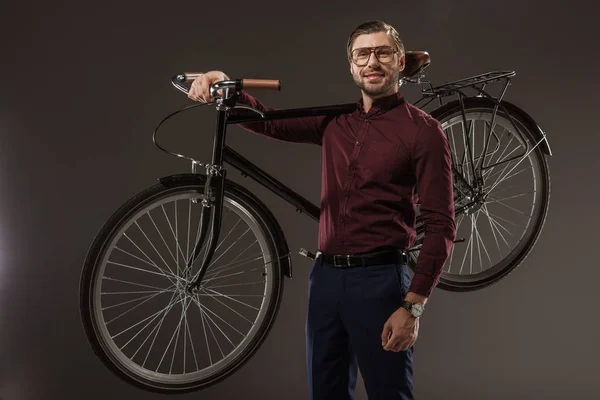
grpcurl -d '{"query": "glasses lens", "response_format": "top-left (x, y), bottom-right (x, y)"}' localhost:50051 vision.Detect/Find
top-left (375, 47), bottom-right (394, 63)
top-left (353, 48), bottom-right (371, 66)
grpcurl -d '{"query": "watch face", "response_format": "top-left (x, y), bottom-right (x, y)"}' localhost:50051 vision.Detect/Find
top-left (412, 303), bottom-right (424, 317)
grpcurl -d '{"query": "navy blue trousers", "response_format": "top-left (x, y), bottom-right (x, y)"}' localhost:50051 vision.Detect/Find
top-left (305, 257), bottom-right (414, 400)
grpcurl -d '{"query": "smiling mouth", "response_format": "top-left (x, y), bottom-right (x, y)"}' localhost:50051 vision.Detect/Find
top-left (364, 73), bottom-right (384, 82)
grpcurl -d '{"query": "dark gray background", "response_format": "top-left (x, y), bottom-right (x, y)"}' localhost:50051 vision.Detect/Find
top-left (1, 1), bottom-right (598, 399)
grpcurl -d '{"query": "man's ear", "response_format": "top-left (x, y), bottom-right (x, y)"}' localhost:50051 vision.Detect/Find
top-left (399, 54), bottom-right (405, 71)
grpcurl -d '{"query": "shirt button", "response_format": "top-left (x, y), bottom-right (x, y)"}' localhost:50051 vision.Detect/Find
top-left (356, 141), bottom-right (361, 146)
top-left (343, 191), bottom-right (349, 197)
top-left (364, 119), bottom-right (369, 122)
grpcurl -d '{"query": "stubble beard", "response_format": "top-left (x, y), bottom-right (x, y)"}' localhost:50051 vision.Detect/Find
top-left (352, 69), bottom-right (400, 97)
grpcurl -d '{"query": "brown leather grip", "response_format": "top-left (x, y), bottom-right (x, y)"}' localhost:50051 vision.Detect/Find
top-left (242, 79), bottom-right (281, 91)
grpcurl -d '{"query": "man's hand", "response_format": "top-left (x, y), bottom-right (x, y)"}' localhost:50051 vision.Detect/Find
top-left (381, 308), bottom-right (419, 352)
top-left (381, 292), bottom-right (427, 352)
top-left (188, 71), bottom-right (230, 103)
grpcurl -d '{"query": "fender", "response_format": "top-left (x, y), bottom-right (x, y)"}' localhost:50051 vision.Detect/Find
top-left (159, 173), bottom-right (293, 278)
top-left (429, 97), bottom-right (552, 156)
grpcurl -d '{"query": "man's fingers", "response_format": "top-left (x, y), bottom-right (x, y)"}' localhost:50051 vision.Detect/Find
top-left (381, 323), bottom-right (392, 345)
top-left (383, 332), bottom-right (400, 351)
top-left (188, 76), bottom-right (200, 101)
top-left (393, 339), bottom-right (410, 352)
top-left (393, 335), bottom-right (417, 352)
top-left (199, 79), bottom-right (213, 102)
top-left (187, 72), bottom-right (230, 102)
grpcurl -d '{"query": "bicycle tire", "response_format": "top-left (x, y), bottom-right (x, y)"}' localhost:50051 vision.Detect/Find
top-left (410, 99), bottom-right (551, 292)
top-left (79, 173), bottom-right (290, 393)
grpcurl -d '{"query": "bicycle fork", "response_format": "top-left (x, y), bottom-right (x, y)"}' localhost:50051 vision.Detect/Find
top-left (186, 99), bottom-right (233, 294)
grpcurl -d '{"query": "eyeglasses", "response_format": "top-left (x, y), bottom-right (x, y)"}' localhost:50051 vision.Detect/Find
top-left (351, 46), bottom-right (398, 66)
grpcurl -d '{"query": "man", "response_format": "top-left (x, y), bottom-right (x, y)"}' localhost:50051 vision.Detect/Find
top-left (188, 20), bottom-right (456, 400)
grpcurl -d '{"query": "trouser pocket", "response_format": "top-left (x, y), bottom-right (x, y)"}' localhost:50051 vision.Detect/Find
top-left (393, 263), bottom-right (410, 299)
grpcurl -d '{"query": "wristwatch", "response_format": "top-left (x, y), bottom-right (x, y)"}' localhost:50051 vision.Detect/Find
top-left (401, 300), bottom-right (425, 318)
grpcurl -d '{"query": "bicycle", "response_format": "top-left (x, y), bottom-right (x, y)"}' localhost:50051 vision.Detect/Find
top-left (79, 50), bottom-right (552, 393)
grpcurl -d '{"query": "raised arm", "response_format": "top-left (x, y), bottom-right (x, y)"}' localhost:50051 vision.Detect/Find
top-left (188, 71), bottom-right (324, 145)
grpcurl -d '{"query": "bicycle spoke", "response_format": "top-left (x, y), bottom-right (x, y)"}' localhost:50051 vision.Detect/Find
top-left (458, 220), bottom-right (474, 275)
top-left (157, 294), bottom-right (193, 373)
top-left (203, 265), bottom-right (265, 288)
top-left (197, 294), bottom-right (213, 365)
top-left (122, 233), bottom-right (179, 281)
top-left (103, 276), bottom-right (168, 291)
top-left (102, 290), bottom-right (167, 296)
top-left (159, 204), bottom-right (188, 269)
top-left (206, 240), bottom-right (259, 277)
top-left (209, 281), bottom-right (268, 289)
top-left (196, 293), bottom-right (265, 298)
top-left (203, 254), bottom-right (264, 283)
top-left (145, 213), bottom-right (180, 272)
top-left (202, 287), bottom-right (261, 313)
top-left (113, 246), bottom-right (174, 276)
top-left (184, 309), bottom-right (199, 372)
top-left (133, 222), bottom-right (179, 279)
top-left (193, 297), bottom-right (226, 358)
top-left (103, 288), bottom-right (172, 322)
top-left (186, 200), bottom-right (192, 269)
top-left (485, 163), bottom-right (532, 193)
top-left (482, 204), bottom-right (510, 249)
top-left (113, 294), bottom-right (182, 341)
top-left (488, 198), bottom-right (532, 218)
top-left (487, 191), bottom-right (535, 204)
top-left (192, 294), bottom-right (244, 342)
top-left (210, 219), bottom-right (244, 260)
top-left (481, 208), bottom-right (519, 227)
top-left (138, 291), bottom-right (181, 367)
top-left (484, 210), bottom-right (514, 237)
top-left (119, 292), bottom-right (180, 362)
top-left (207, 226), bottom-right (251, 269)
top-left (198, 289), bottom-right (253, 332)
top-left (473, 214), bottom-right (492, 272)
top-left (182, 297), bottom-right (188, 373)
top-left (106, 260), bottom-right (178, 283)
top-left (175, 200), bottom-right (179, 274)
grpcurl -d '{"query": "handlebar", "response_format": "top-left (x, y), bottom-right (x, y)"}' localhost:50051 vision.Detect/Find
top-left (174, 73), bottom-right (281, 95)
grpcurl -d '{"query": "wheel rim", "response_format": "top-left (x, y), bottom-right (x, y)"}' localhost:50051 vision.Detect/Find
top-left (91, 189), bottom-right (278, 385)
top-left (413, 109), bottom-right (548, 285)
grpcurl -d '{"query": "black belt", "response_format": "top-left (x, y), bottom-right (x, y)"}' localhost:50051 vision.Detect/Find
top-left (316, 249), bottom-right (408, 267)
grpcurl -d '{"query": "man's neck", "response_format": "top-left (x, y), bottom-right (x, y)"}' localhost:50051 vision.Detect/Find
top-left (361, 89), bottom-right (398, 113)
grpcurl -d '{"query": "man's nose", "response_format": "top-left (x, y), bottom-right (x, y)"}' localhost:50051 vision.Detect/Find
top-left (367, 52), bottom-right (380, 68)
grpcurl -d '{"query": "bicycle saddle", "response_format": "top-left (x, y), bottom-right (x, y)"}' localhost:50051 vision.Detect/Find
top-left (402, 51), bottom-right (430, 78)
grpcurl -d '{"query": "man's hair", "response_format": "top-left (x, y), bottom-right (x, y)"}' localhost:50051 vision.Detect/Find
top-left (346, 20), bottom-right (405, 61)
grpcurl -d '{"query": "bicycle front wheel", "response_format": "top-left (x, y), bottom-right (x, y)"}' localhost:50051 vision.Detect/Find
top-left (79, 174), bottom-right (289, 393)
top-left (410, 99), bottom-right (551, 291)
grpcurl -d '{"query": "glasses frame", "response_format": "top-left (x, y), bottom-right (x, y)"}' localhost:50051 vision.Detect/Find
top-left (351, 45), bottom-right (399, 67)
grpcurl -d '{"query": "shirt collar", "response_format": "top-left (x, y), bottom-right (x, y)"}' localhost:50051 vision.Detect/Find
top-left (357, 91), bottom-right (405, 115)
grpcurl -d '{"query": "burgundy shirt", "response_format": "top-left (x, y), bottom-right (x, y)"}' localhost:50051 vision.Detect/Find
top-left (235, 90), bottom-right (456, 297)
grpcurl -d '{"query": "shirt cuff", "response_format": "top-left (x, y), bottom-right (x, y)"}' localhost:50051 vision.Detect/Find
top-left (408, 271), bottom-right (438, 298)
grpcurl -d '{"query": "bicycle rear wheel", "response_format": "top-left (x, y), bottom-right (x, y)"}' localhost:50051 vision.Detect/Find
top-left (409, 99), bottom-right (551, 291)
top-left (79, 174), bottom-right (289, 393)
